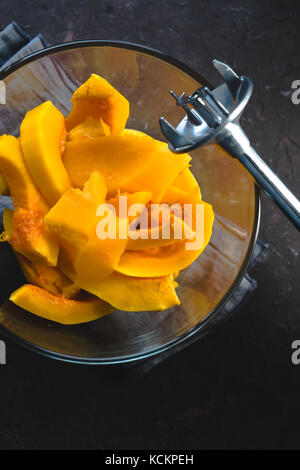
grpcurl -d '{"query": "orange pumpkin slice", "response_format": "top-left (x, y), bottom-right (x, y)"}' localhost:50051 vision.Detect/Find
top-left (162, 168), bottom-right (200, 204)
top-left (0, 135), bottom-right (58, 266)
top-left (10, 284), bottom-right (113, 325)
top-left (127, 213), bottom-right (195, 250)
top-left (20, 101), bottom-right (71, 206)
top-left (65, 73), bottom-right (129, 135)
top-left (92, 272), bottom-right (179, 312)
top-left (67, 117), bottom-right (111, 141)
top-left (116, 196), bottom-right (214, 277)
top-left (63, 131), bottom-right (190, 201)
top-left (17, 254), bottom-right (79, 299)
top-left (45, 171), bottom-right (128, 288)
top-left (107, 190), bottom-right (153, 216)
top-left (63, 132), bottom-right (160, 196)
top-left (126, 143), bottom-right (191, 203)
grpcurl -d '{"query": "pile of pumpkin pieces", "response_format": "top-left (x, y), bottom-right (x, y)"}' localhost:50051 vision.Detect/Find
top-left (0, 74), bottom-right (214, 325)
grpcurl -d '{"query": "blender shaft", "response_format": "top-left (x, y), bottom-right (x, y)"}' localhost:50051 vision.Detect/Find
top-left (218, 123), bottom-right (300, 230)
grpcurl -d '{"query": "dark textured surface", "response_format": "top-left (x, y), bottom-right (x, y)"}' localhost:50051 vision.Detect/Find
top-left (0, 0), bottom-right (299, 450)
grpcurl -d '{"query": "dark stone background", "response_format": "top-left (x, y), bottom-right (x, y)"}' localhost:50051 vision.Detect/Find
top-left (0, 0), bottom-right (299, 450)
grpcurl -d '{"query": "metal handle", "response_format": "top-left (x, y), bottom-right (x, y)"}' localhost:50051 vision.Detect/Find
top-left (218, 123), bottom-right (300, 230)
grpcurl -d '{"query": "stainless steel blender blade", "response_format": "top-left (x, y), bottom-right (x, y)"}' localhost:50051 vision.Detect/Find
top-left (159, 59), bottom-right (300, 230)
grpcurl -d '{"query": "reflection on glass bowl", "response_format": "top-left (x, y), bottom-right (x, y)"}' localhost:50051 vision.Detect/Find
top-left (0, 41), bottom-right (260, 364)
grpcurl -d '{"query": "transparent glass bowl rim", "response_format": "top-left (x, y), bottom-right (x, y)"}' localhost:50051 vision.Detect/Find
top-left (0, 40), bottom-right (261, 365)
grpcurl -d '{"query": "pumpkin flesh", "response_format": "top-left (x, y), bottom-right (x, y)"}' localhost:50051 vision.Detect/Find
top-left (20, 101), bottom-right (71, 206)
top-left (0, 135), bottom-right (58, 266)
top-left (1, 72), bottom-right (214, 323)
top-left (10, 284), bottom-right (113, 325)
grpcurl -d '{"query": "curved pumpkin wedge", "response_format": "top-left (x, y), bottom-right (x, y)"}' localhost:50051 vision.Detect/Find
top-left (0, 135), bottom-right (58, 266)
top-left (172, 168), bottom-right (199, 194)
top-left (65, 73), bottom-right (129, 135)
top-left (57, 198), bottom-right (128, 292)
top-left (161, 185), bottom-right (187, 205)
top-left (59, 227), bottom-right (127, 298)
top-left (116, 199), bottom-right (214, 277)
top-left (45, 171), bottom-right (128, 285)
top-left (58, 227), bottom-right (128, 295)
top-left (44, 170), bottom-right (108, 246)
top-left (127, 213), bottom-right (195, 251)
top-left (162, 168), bottom-right (200, 205)
top-left (0, 135), bottom-right (44, 208)
top-left (92, 272), bottom-right (180, 312)
top-left (63, 132), bottom-right (190, 201)
top-left (45, 188), bottom-right (100, 245)
top-left (63, 132), bottom-right (162, 195)
top-left (17, 254), bottom-right (79, 299)
top-left (83, 170), bottom-right (107, 202)
top-left (125, 142), bottom-right (191, 203)
top-left (107, 190), bottom-right (152, 220)
top-left (122, 129), bottom-right (192, 195)
top-left (11, 208), bottom-right (59, 266)
top-left (20, 101), bottom-right (71, 206)
top-left (67, 117), bottom-right (110, 141)
top-left (0, 174), bottom-right (8, 195)
top-left (10, 284), bottom-right (114, 325)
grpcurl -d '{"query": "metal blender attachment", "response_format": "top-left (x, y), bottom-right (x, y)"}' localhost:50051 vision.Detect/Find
top-left (160, 59), bottom-right (300, 230)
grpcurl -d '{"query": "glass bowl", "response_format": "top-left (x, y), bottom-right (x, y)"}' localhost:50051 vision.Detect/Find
top-left (0, 41), bottom-right (260, 364)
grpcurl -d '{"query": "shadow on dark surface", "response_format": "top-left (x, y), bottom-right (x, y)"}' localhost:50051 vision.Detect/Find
top-left (0, 0), bottom-right (299, 450)
top-left (0, 259), bottom-right (297, 450)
